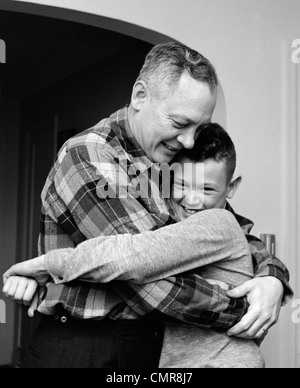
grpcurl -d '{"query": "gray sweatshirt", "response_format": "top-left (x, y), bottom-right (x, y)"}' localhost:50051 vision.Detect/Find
top-left (43, 209), bottom-right (264, 368)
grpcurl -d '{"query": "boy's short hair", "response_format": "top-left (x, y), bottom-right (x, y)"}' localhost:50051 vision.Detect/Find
top-left (176, 123), bottom-right (236, 182)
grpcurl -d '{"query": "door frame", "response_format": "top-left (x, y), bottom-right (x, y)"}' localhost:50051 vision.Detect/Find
top-left (13, 115), bottom-right (58, 367)
top-left (0, 0), bottom-right (173, 45)
top-left (280, 40), bottom-right (300, 368)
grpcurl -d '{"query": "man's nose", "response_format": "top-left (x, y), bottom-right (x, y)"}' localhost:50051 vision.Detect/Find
top-left (177, 129), bottom-right (195, 149)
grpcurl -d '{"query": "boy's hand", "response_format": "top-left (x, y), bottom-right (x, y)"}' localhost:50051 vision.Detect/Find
top-left (227, 277), bottom-right (284, 339)
top-left (3, 256), bottom-right (49, 286)
top-left (2, 276), bottom-right (46, 318)
top-left (3, 275), bottom-right (38, 310)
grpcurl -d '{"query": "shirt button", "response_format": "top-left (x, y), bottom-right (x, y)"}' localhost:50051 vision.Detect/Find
top-left (60, 316), bottom-right (68, 324)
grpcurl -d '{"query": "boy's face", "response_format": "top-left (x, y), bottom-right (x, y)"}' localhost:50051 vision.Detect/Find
top-left (170, 156), bottom-right (240, 221)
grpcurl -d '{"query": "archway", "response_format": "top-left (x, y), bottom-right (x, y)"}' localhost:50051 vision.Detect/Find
top-left (0, 0), bottom-right (172, 45)
top-left (0, 0), bottom-right (227, 125)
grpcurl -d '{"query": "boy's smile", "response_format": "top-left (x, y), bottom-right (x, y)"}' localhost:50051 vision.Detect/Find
top-left (170, 156), bottom-right (241, 221)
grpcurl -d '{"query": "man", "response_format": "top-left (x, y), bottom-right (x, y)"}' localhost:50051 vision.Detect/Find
top-left (3, 42), bottom-right (292, 368)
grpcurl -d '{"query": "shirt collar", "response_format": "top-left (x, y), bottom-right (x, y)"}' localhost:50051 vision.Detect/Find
top-left (225, 202), bottom-right (254, 234)
top-left (110, 106), bottom-right (154, 173)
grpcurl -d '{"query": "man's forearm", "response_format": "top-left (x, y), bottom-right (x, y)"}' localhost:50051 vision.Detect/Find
top-left (112, 276), bottom-right (249, 330)
top-left (45, 209), bottom-right (249, 285)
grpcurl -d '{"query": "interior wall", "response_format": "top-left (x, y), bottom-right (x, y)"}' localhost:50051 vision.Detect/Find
top-left (0, 97), bottom-right (20, 365)
top-left (2, 0), bottom-right (300, 367)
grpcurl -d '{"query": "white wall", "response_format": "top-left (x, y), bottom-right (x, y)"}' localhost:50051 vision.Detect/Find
top-left (4, 0), bottom-right (300, 367)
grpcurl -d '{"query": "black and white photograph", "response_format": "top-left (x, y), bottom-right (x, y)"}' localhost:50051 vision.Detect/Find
top-left (0, 0), bottom-right (299, 372)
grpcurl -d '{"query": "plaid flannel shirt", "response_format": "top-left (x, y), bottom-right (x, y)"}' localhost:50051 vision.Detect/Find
top-left (109, 203), bottom-right (292, 328)
top-left (38, 107), bottom-right (293, 328)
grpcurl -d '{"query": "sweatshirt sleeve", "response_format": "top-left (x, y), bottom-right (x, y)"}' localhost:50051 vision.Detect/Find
top-left (45, 209), bottom-right (250, 285)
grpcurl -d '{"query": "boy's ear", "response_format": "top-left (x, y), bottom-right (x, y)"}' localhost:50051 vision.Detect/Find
top-left (131, 81), bottom-right (149, 111)
top-left (226, 175), bottom-right (242, 200)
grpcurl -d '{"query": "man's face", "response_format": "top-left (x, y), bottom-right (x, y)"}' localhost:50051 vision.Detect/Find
top-left (170, 156), bottom-right (231, 221)
top-left (133, 71), bottom-right (217, 164)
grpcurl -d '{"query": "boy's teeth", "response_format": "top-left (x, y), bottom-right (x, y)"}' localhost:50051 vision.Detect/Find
top-left (184, 208), bottom-right (199, 214)
top-left (164, 143), bottom-right (179, 151)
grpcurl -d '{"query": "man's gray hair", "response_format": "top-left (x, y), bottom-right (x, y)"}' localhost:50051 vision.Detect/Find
top-left (136, 42), bottom-right (218, 99)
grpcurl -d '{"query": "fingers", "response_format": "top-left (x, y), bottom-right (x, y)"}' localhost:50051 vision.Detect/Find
top-left (3, 258), bottom-right (49, 287)
top-left (2, 276), bottom-right (38, 306)
top-left (227, 277), bottom-right (283, 340)
top-left (229, 326), bottom-right (269, 340)
top-left (255, 329), bottom-right (269, 346)
top-left (3, 266), bottom-right (16, 285)
top-left (38, 286), bottom-right (47, 304)
top-left (3, 263), bottom-right (27, 281)
top-left (14, 279), bottom-right (29, 303)
top-left (227, 304), bottom-right (278, 339)
top-left (232, 327), bottom-right (269, 343)
top-left (28, 292), bottom-right (39, 318)
top-left (227, 281), bottom-right (251, 299)
top-left (23, 281), bottom-right (39, 306)
top-left (3, 264), bottom-right (21, 284)
top-left (3, 276), bottom-right (19, 297)
top-left (3, 272), bottom-right (9, 285)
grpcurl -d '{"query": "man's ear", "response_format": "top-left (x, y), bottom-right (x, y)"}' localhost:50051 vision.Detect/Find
top-left (226, 175), bottom-right (242, 200)
top-left (131, 81), bottom-right (149, 111)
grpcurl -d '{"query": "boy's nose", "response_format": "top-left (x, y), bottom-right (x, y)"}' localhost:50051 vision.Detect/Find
top-left (184, 192), bottom-right (203, 207)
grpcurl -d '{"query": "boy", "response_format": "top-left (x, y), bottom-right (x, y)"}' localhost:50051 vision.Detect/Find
top-left (4, 124), bottom-right (266, 368)
top-left (158, 123), bottom-right (264, 367)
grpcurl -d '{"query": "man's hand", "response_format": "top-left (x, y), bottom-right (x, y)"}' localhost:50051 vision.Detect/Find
top-left (227, 277), bottom-right (284, 339)
top-left (3, 256), bottom-right (49, 287)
